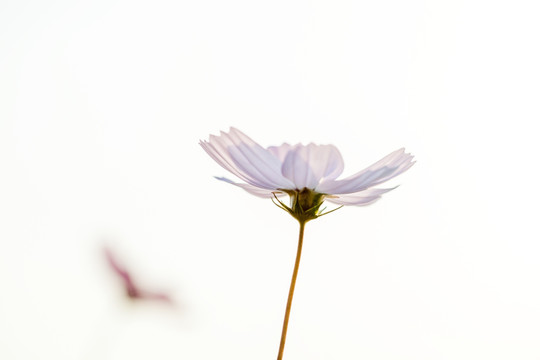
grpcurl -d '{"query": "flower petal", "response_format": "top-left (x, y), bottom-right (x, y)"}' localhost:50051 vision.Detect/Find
top-left (318, 148), bottom-right (414, 194)
top-left (310, 144), bottom-right (344, 182)
top-left (200, 128), bottom-right (294, 190)
top-left (281, 144), bottom-right (318, 189)
top-left (225, 128), bottom-right (294, 189)
top-left (200, 138), bottom-right (269, 189)
top-left (325, 187), bottom-right (396, 206)
top-left (215, 177), bottom-right (285, 198)
top-left (267, 143), bottom-right (294, 162)
top-left (281, 143), bottom-right (345, 189)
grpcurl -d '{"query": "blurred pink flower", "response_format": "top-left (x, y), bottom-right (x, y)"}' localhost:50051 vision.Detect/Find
top-left (104, 247), bottom-right (173, 304)
top-left (200, 127), bottom-right (414, 213)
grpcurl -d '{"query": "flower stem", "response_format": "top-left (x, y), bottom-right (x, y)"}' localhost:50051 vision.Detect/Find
top-left (277, 220), bottom-right (306, 360)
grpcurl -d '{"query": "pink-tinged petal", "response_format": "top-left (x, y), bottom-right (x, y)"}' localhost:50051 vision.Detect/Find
top-left (325, 187), bottom-right (396, 206)
top-left (210, 134), bottom-right (276, 188)
top-left (267, 143), bottom-right (294, 162)
top-left (200, 139), bottom-right (267, 188)
top-left (281, 144), bottom-right (319, 189)
top-left (281, 143), bottom-right (345, 189)
top-left (221, 128), bottom-right (294, 189)
top-left (309, 144), bottom-right (344, 181)
top-left (318, 148), bottom-right (414, 194)
top-left (200, 128), bottom-right (294, 190)
top-left (216, 177), bottom-right (286, 198)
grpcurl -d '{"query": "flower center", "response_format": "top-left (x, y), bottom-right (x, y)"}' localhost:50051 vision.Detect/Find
top-left (282, 188), bottom-right (326, 222)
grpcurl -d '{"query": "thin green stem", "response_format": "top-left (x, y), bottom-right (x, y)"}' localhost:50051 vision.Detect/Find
top-left (277, 220), bottom-right (306, 360)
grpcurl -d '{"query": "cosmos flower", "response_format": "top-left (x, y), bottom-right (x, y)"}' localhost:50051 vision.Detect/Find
top-left (200, 127), bottom-right (414, 221)
top-left (200, 127), bottom-right (414, 360)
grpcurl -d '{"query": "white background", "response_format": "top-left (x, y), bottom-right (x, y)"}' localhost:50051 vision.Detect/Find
top-left (1, 0), bottom-right (539, 359)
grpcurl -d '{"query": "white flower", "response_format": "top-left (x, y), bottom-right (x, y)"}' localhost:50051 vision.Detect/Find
top-left (200, 127), bottom-right (414, 220)
top-left (200, 127), bottom-right (415, 357)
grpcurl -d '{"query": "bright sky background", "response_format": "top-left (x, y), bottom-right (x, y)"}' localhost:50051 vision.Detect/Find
top-left (1, 0), bottom-right (539, 359)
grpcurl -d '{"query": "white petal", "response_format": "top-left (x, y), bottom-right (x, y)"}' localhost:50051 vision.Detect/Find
top-left (325, 187), bottom-right (396, 206)
top-left (318, 148), bottom-right (414, 194)
top-left (200, 139), bottom-right (264, 187)
top-left (225, 128), bottom-right (294, 189)
top-left (309, 144), bottom-right (344, 181)
top-left (200, 128), bottom-right (294, 190)
top-left (200, 137), bottom-right (269, 189)
top-left (215, 177), bottom-right (286, 198)
top-left (281, 143), bottom-right (345, 189)
top-left (267, 143), bottom-right (294, 162)
top-left (281, 144), bottom-right (318, 189)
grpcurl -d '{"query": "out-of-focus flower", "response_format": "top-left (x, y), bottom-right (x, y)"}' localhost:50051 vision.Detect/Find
top-left (104, 247), bottom-right (173, 304)
top-left (200, 127), bottom-right (414, 221)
